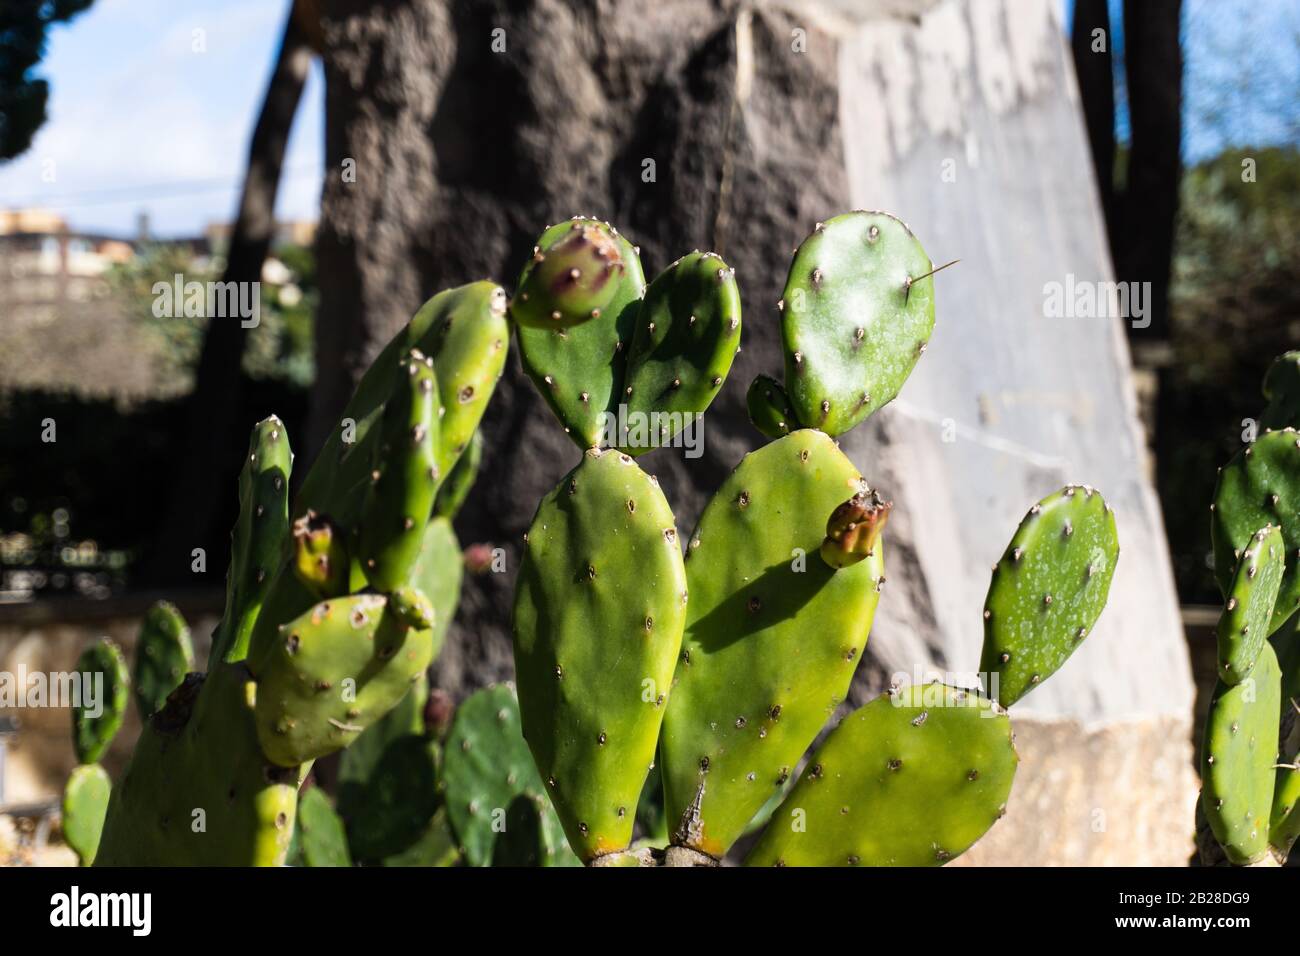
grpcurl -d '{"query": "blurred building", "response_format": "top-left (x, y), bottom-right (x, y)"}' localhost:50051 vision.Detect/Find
top-left (0, 208), bottom-right (315, 400)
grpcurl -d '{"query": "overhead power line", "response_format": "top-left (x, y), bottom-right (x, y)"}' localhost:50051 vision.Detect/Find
top-left (0, 163), bottom-right (325, 209)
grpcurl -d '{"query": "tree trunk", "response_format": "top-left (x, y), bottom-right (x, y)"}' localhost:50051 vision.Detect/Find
top-left (145, 7), bottom-right (313, 585)
top-left (1071, 0), bottom-right (1116, 258)
top-left (1120, 0), bottom-right (1183, 342)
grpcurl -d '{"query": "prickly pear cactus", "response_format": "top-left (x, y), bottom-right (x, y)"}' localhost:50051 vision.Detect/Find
top-left (62, 763), bottom-right (112, 866)
top-left (342, 733), bottom-right (441, 862)
top-left (618, 250), bottom-right (741, 455)
top-left (407, 517), bottom-right (465, 662)
top-left (515, 220), bottom-right (741, 457)
top-left (95, 275), bottom-right (511, 866)
top-left (659, 430), bottom-right (884, 860)
top-left (979, 486), bottom-right (1119, 707)
top-left (133, 601), bottom-right (195, 720)
top-left (209, 415), bottom-right (292, 665)
top-left (357, 351), bottom-right (441, 592)
top-left (442, 684), bottom-right (578, 867)
top-left (95, 665), bottom-right (304, 866)
top-left (380, 806), bottom-right (460, 867)
top-left (745, 373), bottom-right (799, 439)
top-left (338, 674), bottom-right (429, 803)
top-left (297, 281), bottom-right (509, 526)
top-left (253, 590), bottom-right (436, 766)
top-left (434, 429), bottom-right (482, 520)
top-left (71, 639), bottom-right (129, 765)
top-left (1261, 351), bottom-right (1300, 430)
top-left (513, 450), bottom-right (687, 859)
top-left (291, 785), bottom-right (352, 868)
top-left (1212, 428), bottom-right (1300, 636)
top-left (1200, 642), bottom-right (1282, 865)
top-left (507, 213), bottom-right (1113, 868)
top-left (780, 211), bottom-right (935, 437)
top-left (511, 218), bottom-right (628, 329)
top-left (1269, 700), bottom-right (1300, 861)
top-left (1216, 525), bottom-right (1285, 685)
top-left (516, 220), bottom-right (646, 449)
top-left (745, 684), bottom-right (1017, 867)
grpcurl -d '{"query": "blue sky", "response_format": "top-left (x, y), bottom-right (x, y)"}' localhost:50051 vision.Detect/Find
top-left (0, 0), bottom-right (1295, 238)
top-left (0, 0), bottom-right (324, 238)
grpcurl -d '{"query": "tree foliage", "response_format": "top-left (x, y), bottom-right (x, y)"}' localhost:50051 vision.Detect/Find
top-left (0, 0), bottom-right (94, 161)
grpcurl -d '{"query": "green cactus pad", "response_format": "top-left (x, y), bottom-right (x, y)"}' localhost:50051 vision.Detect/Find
top-left (660, 430), bottom-right (884, 859)
top-left (62, 763), bottom-right (111, 866)
top-left (442, 684), bottom-right (578, 867)
top-left (746, 683), bottom-right (1017, 867)
top-left (339, 674), bottom-right (428, 787)
top-left (337, 675), bottom-right (428, 827)
top-left (516, 221), bottom-right (646, 449)
top-left (513, 449), bottom-right (688, 860)
top-left (380, 806), bottom-right (460, 867)
top-left (1213, 429), bottom-right (1300, 636)
top-left (1270, 753), bottom-right (1300, 862)
top-left (780, 211), bottom-right (935, 437)
top-left (491, 794), bottom-right (552, 867)
top-left (1261, 351), bottom-right (1300, 430)
top-left (1268, 623), bottom-right (1300, 860)
top-left (343, 734), bottom-right (440, 862)
top-left (746, 374), bottom-right (800, 439)
top-left (1216, 525), bottom-right (1286, 685)
top-left (511, 218), bottom-right (628, 330)
top-left (407, 517), bottom-right (464, 663)
top-left (1200, 642), bottom-right (1281, 865)
top-left (95, 664), bottom-right (303, 866)
top-left (1278, 623), bottom-right (1300, 707)
top-left (293, 786), bottom-right (352, 868)
top-left (253, 591), bottom-right (435, 766)
top-left (979, 486), bottom-right (1119, 707)
top-left (358, 352), bottom-right (441, 591)
top-left (71, 639), bottom-right (129, 765)
top-left (132, 601), bottom-right (195, 720)
top-left (434, 429), bottom-right (482, 520)
top-left (617, 250), bottom-right (741, 455)
top-left (209, 416), bottom-right (293, 665)
top-left (297, 281), bottom-right (509, 526)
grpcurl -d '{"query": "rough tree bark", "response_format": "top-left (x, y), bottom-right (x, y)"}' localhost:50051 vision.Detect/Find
top-left (145, 7), bottom-right (313, 584)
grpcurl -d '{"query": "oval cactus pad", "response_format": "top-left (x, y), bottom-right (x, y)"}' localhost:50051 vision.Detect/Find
top-left (1201, 642), bottom-right (1281, 865)
top-left (619, 250), bottom-right (741, 455)
top-left (254, 591), bottom-right (436, 766)
top-left (442, 684), bottom-right (577, 867)
top-left (512, 448), bottom-right (687, 860)
top-left (660, 430), bottom-right (883, 859)
top-left (71, 639), bottom-right (129, 765)
top-left (979, 486), bottom-right (1118, 707)
top-left (1212, 429), bottom-right (1300, 636)
top-left (63, 763), bottom-right (112, 866)
top-left (780, 211), bottom-right (935, 437)
top-left (516, 220), bottom-right (646, 449)
top-left (746, 683), bottom-right (1017, 866)
top-left (1216, 524), bottom-right (1285, 685)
